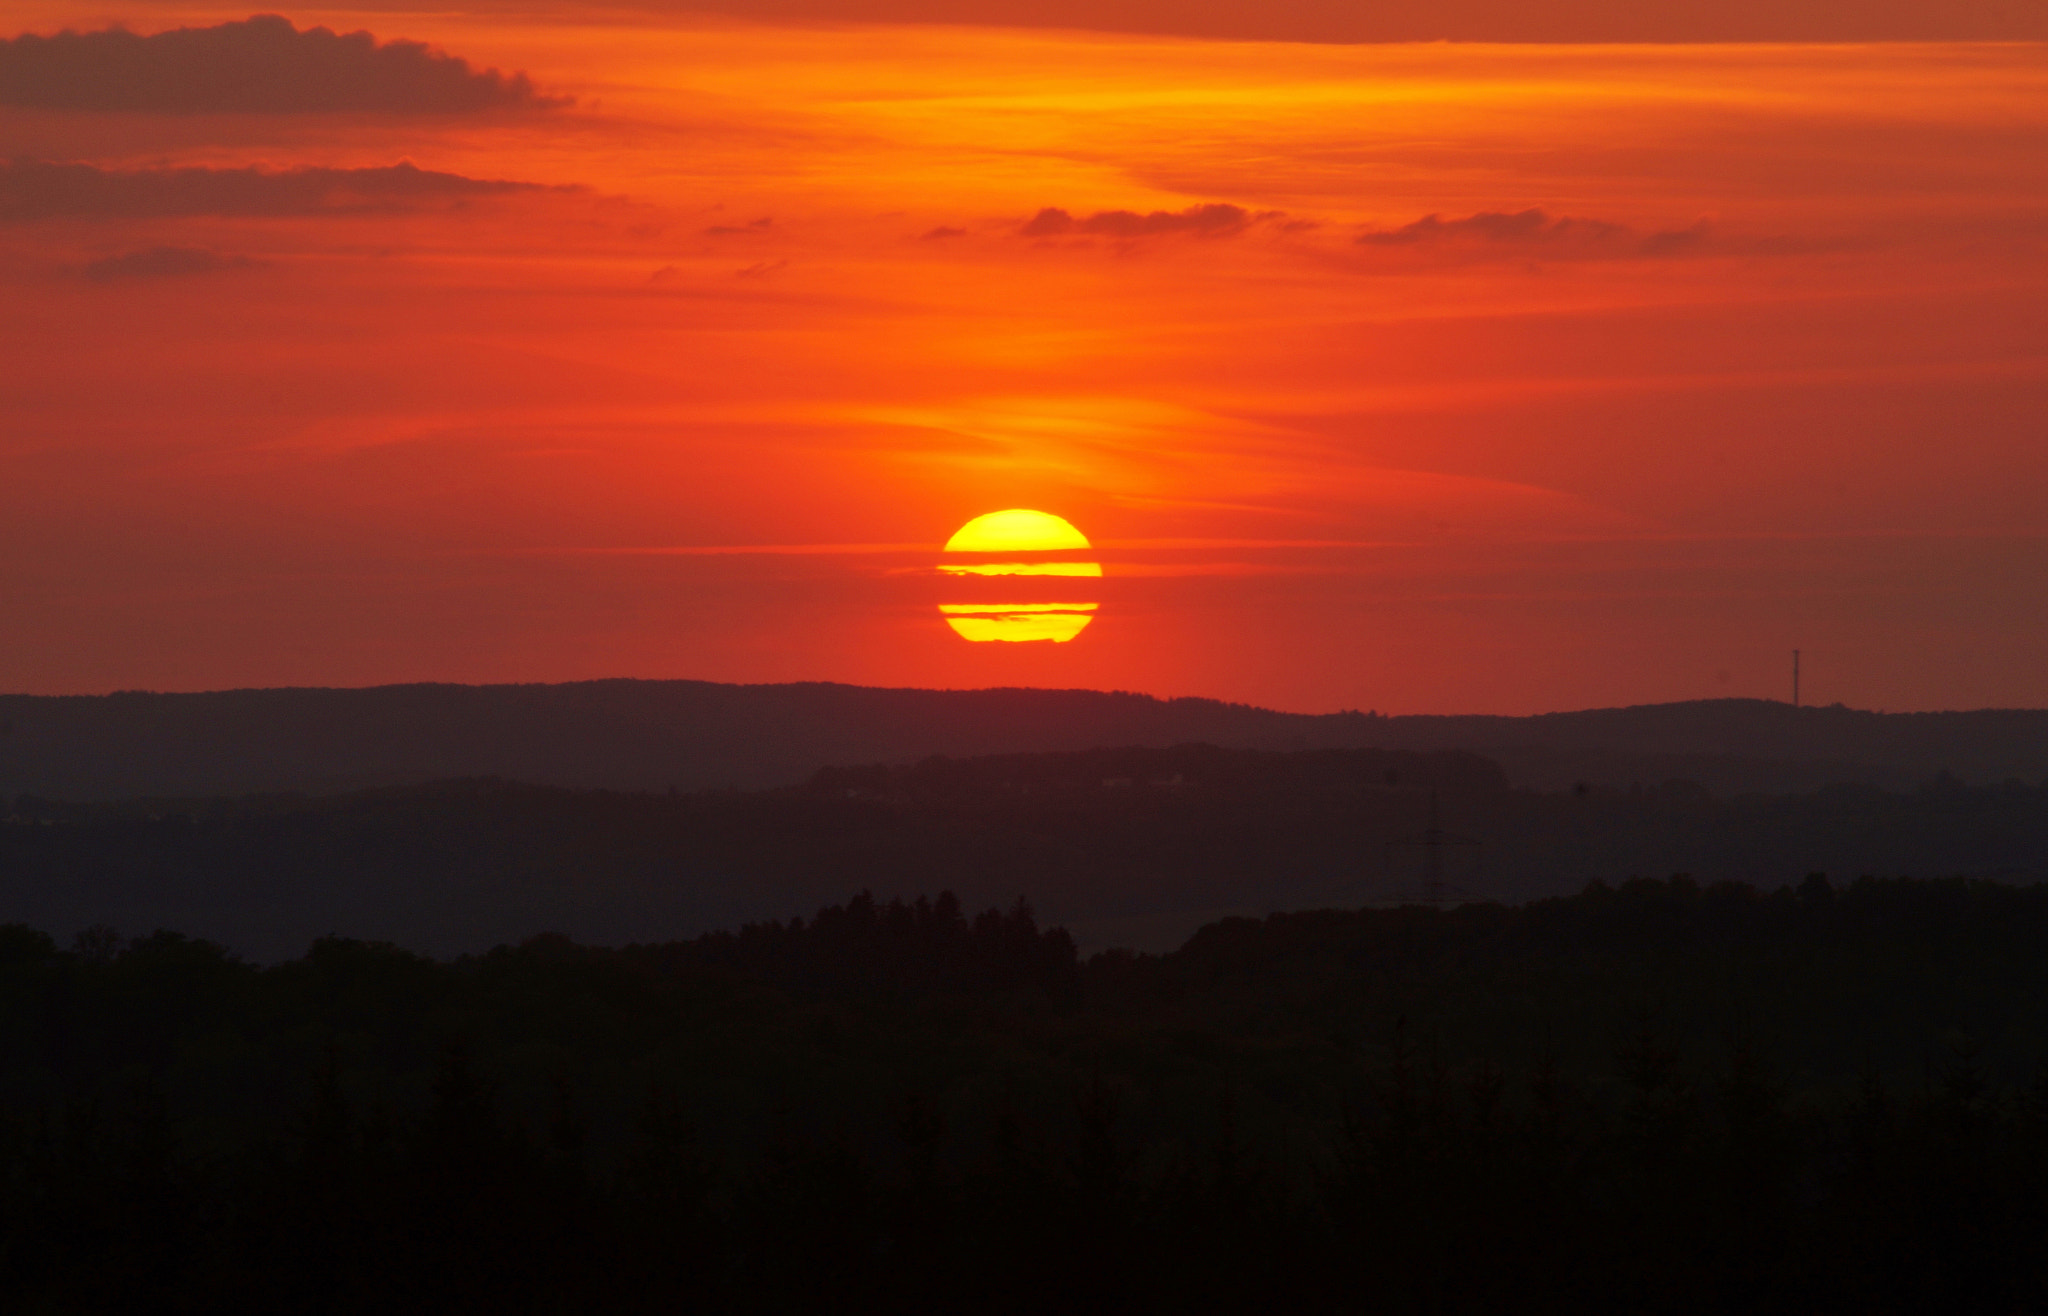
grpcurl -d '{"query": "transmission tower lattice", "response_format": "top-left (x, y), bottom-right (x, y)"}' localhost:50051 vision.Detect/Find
top-left (1384, 789), bottom-right (1482, 905)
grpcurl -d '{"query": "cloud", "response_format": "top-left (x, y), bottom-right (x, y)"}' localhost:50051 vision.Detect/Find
top-left (1358, 209), bottom-right (1624, 246)
top-left (81, 246), bottom-right (253, 281)
top-left (1022, 203), bottom-right (1272, 239)
top-left (0, 160), bottom-right (555, 222)
top-left (501, 0), bottom-right (2048, 44)
top-left (0, 15), bottom-right (559, 114)
top-left (1357, 208), bottom-right (1709, 258)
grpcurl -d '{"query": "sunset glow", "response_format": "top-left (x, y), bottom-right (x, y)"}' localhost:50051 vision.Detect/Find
top-left (1, 7), bottom-right (2044, 709)
top-left (10, 5), bottom-right (2048, 1297)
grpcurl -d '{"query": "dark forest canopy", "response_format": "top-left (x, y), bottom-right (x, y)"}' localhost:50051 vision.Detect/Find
top-left (2, 876), bottom-right (2048, 1311)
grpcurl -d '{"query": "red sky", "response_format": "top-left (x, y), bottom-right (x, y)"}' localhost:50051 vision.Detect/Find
top-left (2, 5), bottom-right (2046, 712)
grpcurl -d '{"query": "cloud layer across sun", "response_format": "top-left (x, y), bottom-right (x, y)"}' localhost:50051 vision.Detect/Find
top-left (1, 8), bottom-right (2045, 711)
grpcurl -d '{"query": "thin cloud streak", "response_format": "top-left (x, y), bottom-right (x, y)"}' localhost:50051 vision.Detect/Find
top-left (1355, 208), bottom-right (1711, 259)
top-left (80, 245), bottom-right (253, 280)
top-left (0, 159), bottom-right (557, 222)
top-left (530, 543), bottom-right (940, 556)
top-left (512, 528), bottom-right (2048, 561)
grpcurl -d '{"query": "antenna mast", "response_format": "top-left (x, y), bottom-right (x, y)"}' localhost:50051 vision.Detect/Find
top-left (1792, 649), bottom-right (1801, 708)
top-left (1386, 788), bottom-right (1480, 905)
top-left (1421, 790), bottom-right (1447, 903)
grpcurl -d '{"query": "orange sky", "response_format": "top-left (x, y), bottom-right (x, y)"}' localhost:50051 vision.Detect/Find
top-left (2, 7), bottom-right (2046, 712)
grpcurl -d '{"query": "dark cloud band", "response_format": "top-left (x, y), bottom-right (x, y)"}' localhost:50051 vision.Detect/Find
top-left (1022, 203), bottom-right (1269, 238)
top-left (498, 0), bottom-right (2045, 43)
top-left (0, 15), bottom-right (558, 114)
top-left (82, 246), bottom-right (254, 281)
top-left (1358, 208), bottom-right (1709, 258)
top-left (0, 160), bottom-right (555, 221)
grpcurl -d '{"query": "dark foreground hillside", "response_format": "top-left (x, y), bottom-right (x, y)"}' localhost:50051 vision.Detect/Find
top-left (5, 743), bottom-right (2046, 958)
top-left (1, 877), bottom-right (2046, 1313)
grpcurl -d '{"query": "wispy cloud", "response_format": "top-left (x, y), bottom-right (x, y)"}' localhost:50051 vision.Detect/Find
top-left (537, 543), bottom-right (936, 556)
top-left (81, 245), bottom-right (253, 281)
top-left (0, 160), bottom-right (558, 222)
top-left (1358, 208), bottom-right (1708, 258)
top-left (1021, 203), bottom-right (1276, 239)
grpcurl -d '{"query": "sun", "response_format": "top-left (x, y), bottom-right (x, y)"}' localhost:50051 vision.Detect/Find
top-left (938, 509), bottom-right (1101, 642)
top-left (944, 509), bottom-right (1093, 553)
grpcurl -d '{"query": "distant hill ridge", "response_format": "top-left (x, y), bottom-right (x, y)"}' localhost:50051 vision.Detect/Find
top-left (1, 679), bottom-right (2045, 801)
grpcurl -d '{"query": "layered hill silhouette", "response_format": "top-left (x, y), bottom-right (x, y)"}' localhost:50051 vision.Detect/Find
top-left (3, 679), bottom-right (2046, 801)
top-left (5, 742), bottom-right (2044, 961)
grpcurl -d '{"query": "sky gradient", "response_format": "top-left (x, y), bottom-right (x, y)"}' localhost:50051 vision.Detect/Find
top-left (3, 6), bottom-right (2045, 712)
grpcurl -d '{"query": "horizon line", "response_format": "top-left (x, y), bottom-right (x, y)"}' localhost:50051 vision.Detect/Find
top-left (2, 678), bottom-right (2038, 719)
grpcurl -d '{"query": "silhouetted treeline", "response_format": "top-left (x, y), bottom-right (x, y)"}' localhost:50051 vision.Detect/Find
top-left (4, 877), bottom-right (2048, 1309)
top-left (627, 890), bottom-right (1080, 999)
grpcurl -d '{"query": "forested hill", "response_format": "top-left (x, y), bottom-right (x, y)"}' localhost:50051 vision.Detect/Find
top-left (2, 679), bottom-right (2046, 801)
top-left (3, 877), bottom-right (2048, 1310)
top-left (6, 744), bottom-right (2046, 961)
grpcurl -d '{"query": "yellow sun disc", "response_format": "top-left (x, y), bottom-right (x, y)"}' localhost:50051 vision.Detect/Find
top-left (938, 510), bottom-right (1101, 642)
top-left (943, 509), bottom-right (1092, 554)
